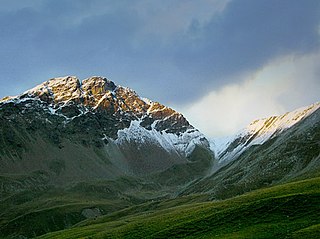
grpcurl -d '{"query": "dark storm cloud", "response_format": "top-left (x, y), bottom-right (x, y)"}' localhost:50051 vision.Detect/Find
top-left (0, 0), bottom-right (319, 104)
top-left (174, 0), bottom-right (320, 90)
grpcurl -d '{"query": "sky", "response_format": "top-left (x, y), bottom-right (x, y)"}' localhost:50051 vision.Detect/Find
top-left (0, 0), bottom-right (319, 137)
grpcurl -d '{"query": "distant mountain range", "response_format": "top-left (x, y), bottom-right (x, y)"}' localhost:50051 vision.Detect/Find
top-left (0, 76), bottom-right (319, 238)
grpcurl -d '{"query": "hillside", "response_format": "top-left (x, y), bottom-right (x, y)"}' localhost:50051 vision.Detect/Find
top-left (35, 177), bottom-right (320, 239)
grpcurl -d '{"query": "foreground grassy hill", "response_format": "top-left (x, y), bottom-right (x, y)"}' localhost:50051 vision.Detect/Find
top-left (32, 176), bottom-right (320, 239)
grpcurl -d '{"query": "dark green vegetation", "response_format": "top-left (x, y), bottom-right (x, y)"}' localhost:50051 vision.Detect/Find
top-left (1, 175), bottom-right (319, 238)
top-left (30, 177), bottom-right (320, 239)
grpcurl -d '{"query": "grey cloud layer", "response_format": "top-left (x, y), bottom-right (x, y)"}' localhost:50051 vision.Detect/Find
top-left (0, 0), bottom-right (319, 104)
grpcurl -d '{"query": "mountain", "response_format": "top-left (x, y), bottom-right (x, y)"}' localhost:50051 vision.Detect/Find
top-left (213, 102), bottom-right (320, 162)
top-left (182, 102), bottom-right (320, 199)
top-left (0, 76), bottom-right (212, 190)
top-left (1, 75), bottom-right (319, 238)
top-left (0, 76), bottom-right (215, 238)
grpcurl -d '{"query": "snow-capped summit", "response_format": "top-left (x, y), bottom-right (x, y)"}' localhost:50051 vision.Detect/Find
top-left (214, 102), bottom-right (320, 162)
top-left (0, 76), bottom-right (210, 162)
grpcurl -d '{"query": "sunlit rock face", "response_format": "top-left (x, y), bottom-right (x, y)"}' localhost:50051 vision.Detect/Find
top-left (21, 76), bottom-right (192, 133)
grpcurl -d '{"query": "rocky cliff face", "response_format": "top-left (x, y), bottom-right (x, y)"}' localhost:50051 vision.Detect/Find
top-left (0, 76), bottom-right (212, 193)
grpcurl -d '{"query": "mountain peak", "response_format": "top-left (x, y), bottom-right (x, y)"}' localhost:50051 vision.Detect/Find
top-left (26, 76), bottom-right (81, 102)
top-left (2, 76), bottom-right (157, 116)
top-left (0, 75), bottom-right (205, 139)
top-left (0, 75), bottom-right (210, 176)
top-left (82, 76), bottom-right (117, 95)
top-left (24, 76), bottom-right (120, 104)
top-left (214, 101), bottom-right (320, 162)
top-left (247, 102), bottom-right (320, 131)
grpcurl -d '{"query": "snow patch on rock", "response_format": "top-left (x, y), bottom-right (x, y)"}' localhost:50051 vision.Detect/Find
top-left (115, 120), bottom-right (209, 157)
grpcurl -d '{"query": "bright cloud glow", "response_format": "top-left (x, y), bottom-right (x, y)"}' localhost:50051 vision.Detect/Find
top-left (176, 51), bottom-right (320, 137)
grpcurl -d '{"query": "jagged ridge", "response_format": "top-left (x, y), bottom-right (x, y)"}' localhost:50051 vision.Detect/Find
top-left (2, 76), bottom-right (190, 134)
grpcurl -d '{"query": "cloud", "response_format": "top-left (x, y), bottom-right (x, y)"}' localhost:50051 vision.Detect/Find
top-left (0, 0), bottom-right (319, 109)
top-left (132, 0), bottom-right (230, 41)
top-left (172, 0), bottom-right (320, 98)
top-left (0, 0), bottom-right (43, 12)
top-left (0, 0), bottom-right (229, 98)
top-left (177, 51), bottom-right (320, 137)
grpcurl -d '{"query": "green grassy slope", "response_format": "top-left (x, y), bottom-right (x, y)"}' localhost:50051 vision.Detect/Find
top-left (0, 174), bottom-right (212, 239)
top-left (36, 177), bottom-right (320, 239)
top-left (0, 189), bottom-right (133, 238)
top-left (0, 176), bottom-right (163, 239)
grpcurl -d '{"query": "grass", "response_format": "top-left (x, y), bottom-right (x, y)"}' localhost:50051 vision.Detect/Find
top-left (0, 176), bottom-right (209, 238)
top-left (35, 176), bottom-right (320, 239)
top-left (291, 223), bottom-right (320, 238)
top-left (0, 186), bottom-right (135, 238)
